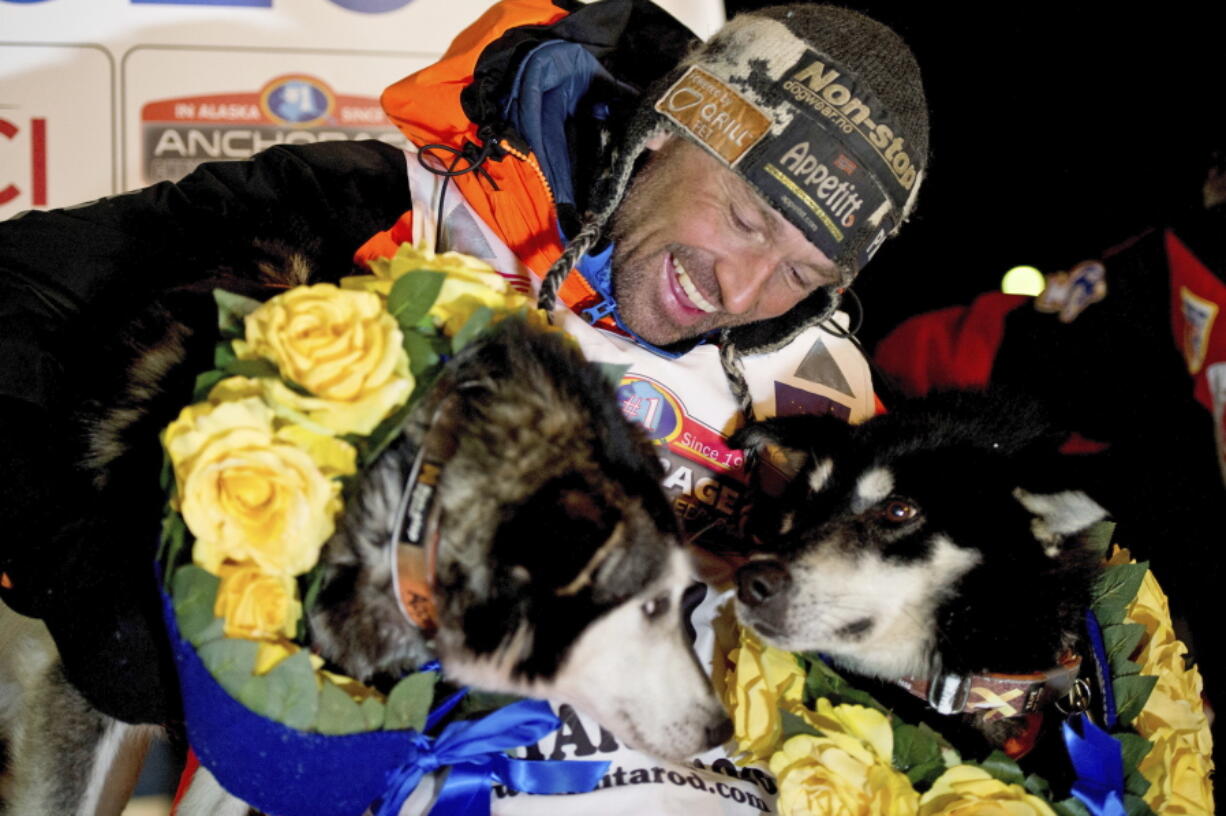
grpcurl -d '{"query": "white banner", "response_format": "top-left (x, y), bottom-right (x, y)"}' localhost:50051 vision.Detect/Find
top-left (1, 0), bottom-right (724, 218)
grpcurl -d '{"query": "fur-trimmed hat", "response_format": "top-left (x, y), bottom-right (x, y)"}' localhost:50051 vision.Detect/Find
top-left (540, 4), bottom-right (929, 367)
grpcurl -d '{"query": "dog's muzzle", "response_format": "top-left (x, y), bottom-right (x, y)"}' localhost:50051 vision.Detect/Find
top-left (736, 560), bottom-right (791, 608)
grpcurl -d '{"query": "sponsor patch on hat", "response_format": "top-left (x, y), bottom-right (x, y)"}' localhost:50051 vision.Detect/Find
top-left (655, 67), bottom-right (771, 166)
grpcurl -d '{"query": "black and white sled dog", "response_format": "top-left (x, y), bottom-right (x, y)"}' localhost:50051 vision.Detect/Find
top-left (730, 392), bottom-right (1108, 747)
top-left (0, 247), bottom-right (727, 815)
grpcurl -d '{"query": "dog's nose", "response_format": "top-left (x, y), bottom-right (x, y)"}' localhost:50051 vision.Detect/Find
top-left (736, 561), bottom-right (791, 607)
top-left (704, 716), bottom-right (733, 749)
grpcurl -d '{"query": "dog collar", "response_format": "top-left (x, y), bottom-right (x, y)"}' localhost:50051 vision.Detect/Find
top-left (389, 445), bottom-right (443, 635)
top-left (896, 653), bottom-right (1082, 723)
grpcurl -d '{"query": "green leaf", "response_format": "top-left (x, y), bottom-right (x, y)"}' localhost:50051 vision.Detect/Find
top-left (451, 306), bottom-right (493, 353)
top-left (198, 638), bottom-right (259, 697)
top-left (801, 654), bottom-right (887, 713)
top-left (298, 564), bottom-right (328, 641)
top-left (1102, 623), bottom-right (1146, 669)
top-left (239, 650), bottom-right (319, 729)
top-left (1120, 731), bottom-right (1154, 797)
top-left (1023, 772), bottom-right (1053, 799)
top-left (214, 289), bottom-right (263, 339)
top-left (1053, 797), bottom-right (1093, 816)
top-left (1124, 765), bottom-right (1152, 797)
top-left (1114, 673), bottom-right (1159, 725)
top-left (190, 617), bottom-right (226, 646)
top-left (894, 721), bottom-right (951, 789)
top-left (316, 681), bottom-right (368, 735)
top-left (213, 341), bottom-right (237, 370)
top-left (778, 709), bottom-right (822, 741)
top-left (172, 565), bottom-right (220, 645)
top-left (1123, 793), bottom-right (1157, 816)
top-left (978, 750), bottom-right (1025, 786)
top-left (388, 270), bottom-right (445, 328)
top-left (222, 358), bottom-right (281, 381)
top-left (402, 329), bottom-right (441, 379)
top-left (892, 722), bottom-right (942, 775)
top-left (1117, 731), bottom-right (1153, 771)
top-left (235, 673), bottom-right (273, 717)
top-left (361, 697), bottom-right (386, 731)
top-left (158, 451), bottom-right (174, 493)
top-left (1081, 520), bottom-right (1116, 558)
top-left (904, 755), bottom-right (946, 788)
top-left (159, 510), bottom-right (189, 579)
top-left (192, 369), bottom-right (226, 402)
top-left (1092, 562), bottom-right (1148, 625)
top-left (358, 395), bottom-right (419, 469)
top-left (385, 671), bottom-right (439, 731)
top-left (596, 362), bottom-right (632, 390)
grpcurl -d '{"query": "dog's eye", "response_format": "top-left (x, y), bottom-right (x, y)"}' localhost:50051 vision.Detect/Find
top-left (641, 594), bottom-right (671, 620)
top-left (880, 500), bottom-right (919, 523)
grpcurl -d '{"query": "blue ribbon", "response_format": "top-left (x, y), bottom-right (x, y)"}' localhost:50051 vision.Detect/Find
top-left (375, 699), bottom-right (610, 816)
top-left (1084, 610), bottom-right (1118, 728)
top-left (1062, 714), bottom-right (1127, 816)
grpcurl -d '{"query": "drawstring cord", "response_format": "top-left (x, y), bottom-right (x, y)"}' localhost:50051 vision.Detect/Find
top-left (417, 130), bottom-right (503, 250)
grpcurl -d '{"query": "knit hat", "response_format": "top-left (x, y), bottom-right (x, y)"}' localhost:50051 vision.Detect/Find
top-left (540, 4), bottom-right (929, 361)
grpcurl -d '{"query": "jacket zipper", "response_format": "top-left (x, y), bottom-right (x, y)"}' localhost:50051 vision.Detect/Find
top-left (498, 139), bottom-right (555, 208)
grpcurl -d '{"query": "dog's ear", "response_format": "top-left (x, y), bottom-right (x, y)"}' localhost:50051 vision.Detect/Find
top-left (1013, 487), bottom-right (1109, 553)
top-left (491, 475), bottom-right (629, 596)
top-left (414, 390), bottom-right (464, 463)
top-left (730, 414), bottom-right (853, 496)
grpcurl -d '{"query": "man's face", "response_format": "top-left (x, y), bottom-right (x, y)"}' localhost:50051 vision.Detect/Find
top-left (609, 137), bottom-right (840, 346)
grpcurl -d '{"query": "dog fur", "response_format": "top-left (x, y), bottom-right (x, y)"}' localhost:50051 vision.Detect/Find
top-left (0, 246), bottom-right (727, 815)
top-left (730, 391), bottom-right (1107, 747)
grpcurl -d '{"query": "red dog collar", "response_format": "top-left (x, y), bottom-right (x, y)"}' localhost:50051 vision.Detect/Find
top-left (897, 653), bottom-right (1082, 723)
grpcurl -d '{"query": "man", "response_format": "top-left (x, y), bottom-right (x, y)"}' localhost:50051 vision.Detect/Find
top-left (0, 0), bottom-right (927, 809)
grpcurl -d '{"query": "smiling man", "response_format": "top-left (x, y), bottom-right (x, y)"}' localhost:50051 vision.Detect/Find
top-left (0, 0), bottom-right (927, 810)
top-left (610, 137), bottom-right (843, 346)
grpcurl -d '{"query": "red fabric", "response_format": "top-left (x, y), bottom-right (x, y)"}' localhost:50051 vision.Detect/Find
top-left (875, 293), bottom-right (1028, 397)
top-left (170, 749), bottom-right (201, 814)
top-left (1166, 228), bottom-right (1226, 415)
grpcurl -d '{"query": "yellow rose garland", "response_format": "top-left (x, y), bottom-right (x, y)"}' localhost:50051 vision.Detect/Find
top-left (1108, 552), bottom-right (1215, 814)
top-left (161, 243), bottom-right (544, 734)
top-left (718, 543), bottom-right (1214, 816)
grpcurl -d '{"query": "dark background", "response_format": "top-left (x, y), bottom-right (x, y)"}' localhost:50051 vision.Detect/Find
top-left (724, 0), bottom-right (1226, 348)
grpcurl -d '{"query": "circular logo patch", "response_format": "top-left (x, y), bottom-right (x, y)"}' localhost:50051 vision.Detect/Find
top-left (615, 379), bottom-right (682, 442)
top-left (259, 76), bottom-right (333, 127)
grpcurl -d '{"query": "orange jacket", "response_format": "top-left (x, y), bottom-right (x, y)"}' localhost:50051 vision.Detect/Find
top-left (356, 0), bottom-right (602, 316)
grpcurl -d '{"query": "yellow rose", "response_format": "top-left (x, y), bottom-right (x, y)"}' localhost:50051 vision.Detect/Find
top-left (800, 699), bottom-right (895, 763)
top-left (214, 562), bottom-right (301, 640)
top-left (342, 243), bottom-right (539, 336)
top-left (1138, 725), bottom-right (1215, 814)
top-left (234, 284), bottom-right (413, 435)
top-left (770, 732), bottom-right (919, 816)
top-left (721, 626), bottom-right (806, 761)
top-left (918, 766), bottom-right (1056, 816)
top-left (164, 395), bottom-right (354, 576)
